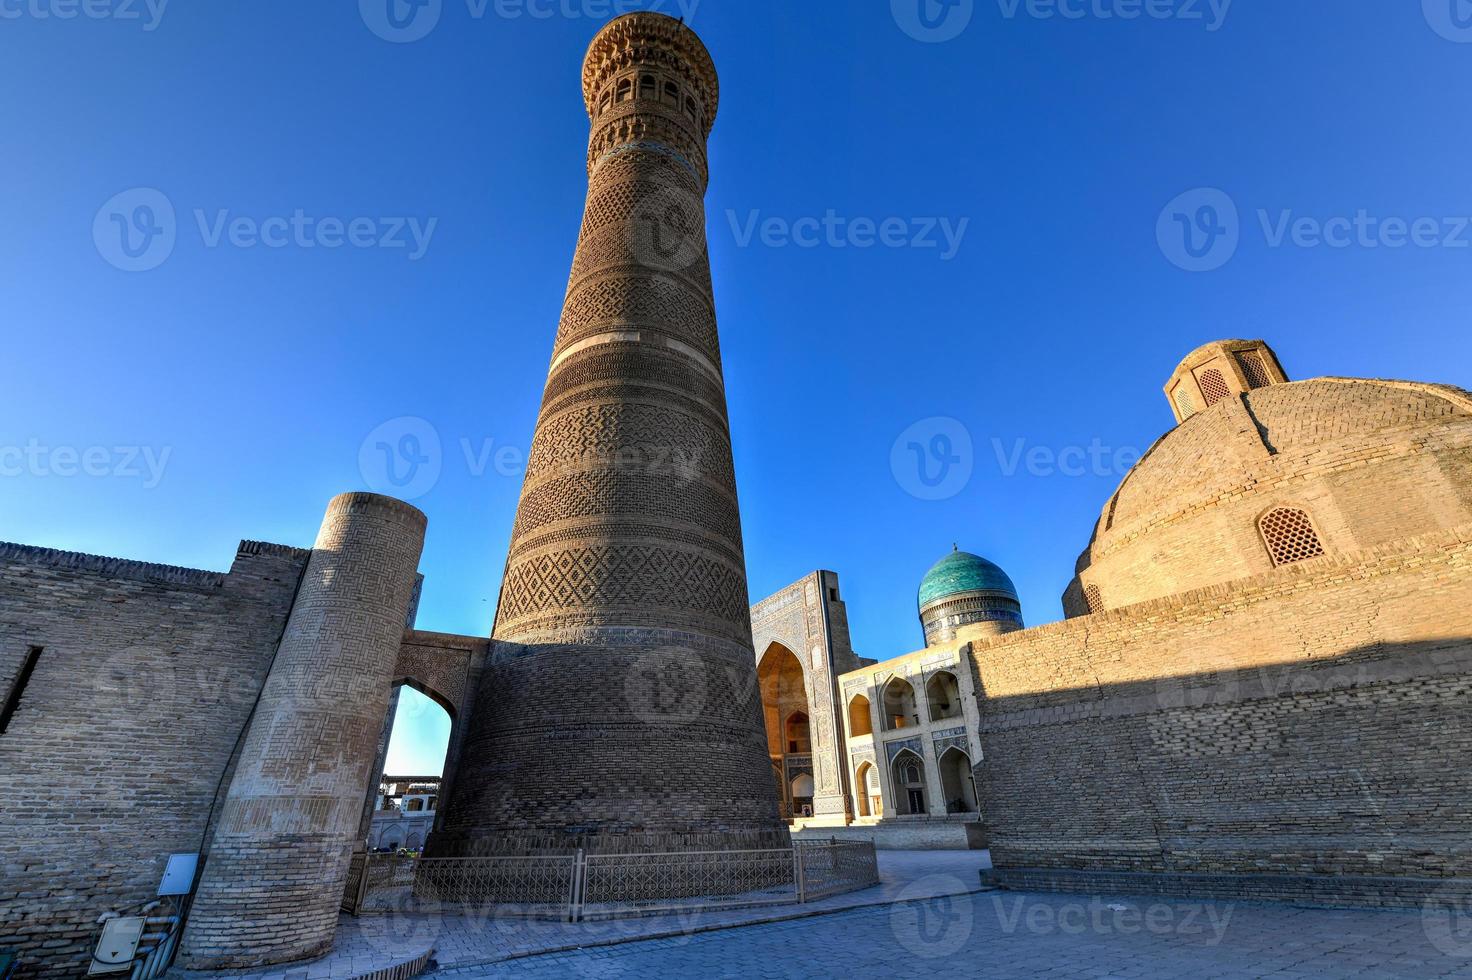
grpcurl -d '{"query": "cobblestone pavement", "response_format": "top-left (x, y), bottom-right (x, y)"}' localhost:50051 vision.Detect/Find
top-left (435, 889), bottom-right (1472, 979)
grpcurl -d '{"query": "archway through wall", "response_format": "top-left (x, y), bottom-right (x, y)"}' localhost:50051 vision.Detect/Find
top-left (361, 681), bottom-right (453, 852)
top-left (758, 643), bottom-right (810, 821)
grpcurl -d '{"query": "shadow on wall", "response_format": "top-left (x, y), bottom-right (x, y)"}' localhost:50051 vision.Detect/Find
top-left (972, 637), bottom-right (1472, 884)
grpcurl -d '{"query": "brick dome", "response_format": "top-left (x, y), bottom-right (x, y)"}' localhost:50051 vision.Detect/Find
top-left (1066, 377), bottom-right (1472, 617)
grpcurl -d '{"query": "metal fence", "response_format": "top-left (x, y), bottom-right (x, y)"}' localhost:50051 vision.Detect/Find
top-left (342, 840), bottom-right (878, 921)
top-left (796, 838), bottom-right (881, 901)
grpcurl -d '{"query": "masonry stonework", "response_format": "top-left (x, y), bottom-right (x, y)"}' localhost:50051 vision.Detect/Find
top-left (972, 523), bottom-right (1472, 905)
top-left (427, 12), bottom-right (784, 856)
top-left (179, 494), bottom-right (426, 969)
top-left (0, 541), bottom-right (309, 977)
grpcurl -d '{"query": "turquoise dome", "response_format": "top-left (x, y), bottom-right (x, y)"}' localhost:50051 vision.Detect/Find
top-left (918, 549), bottom-right (1019, 611)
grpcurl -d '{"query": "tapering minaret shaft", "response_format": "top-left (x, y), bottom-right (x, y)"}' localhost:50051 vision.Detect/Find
top-left (429, 12), bottom-right (785, 855)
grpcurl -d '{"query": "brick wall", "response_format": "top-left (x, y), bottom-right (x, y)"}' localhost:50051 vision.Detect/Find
top-left (0, 540), bottom-right (308, 978)
top-left (971, 523), bottom-right (1472, 901)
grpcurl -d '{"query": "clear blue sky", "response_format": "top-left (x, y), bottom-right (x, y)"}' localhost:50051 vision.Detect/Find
top-left (4, 1), bottom-right (1470, 773)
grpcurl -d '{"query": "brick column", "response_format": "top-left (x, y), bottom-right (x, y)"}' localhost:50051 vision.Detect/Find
top-left (179, 493), bottom-right (426, 969)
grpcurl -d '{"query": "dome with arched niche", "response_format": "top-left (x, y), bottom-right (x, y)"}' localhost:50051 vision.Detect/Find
top-left (1066, 372), bottom-right (1472, 618)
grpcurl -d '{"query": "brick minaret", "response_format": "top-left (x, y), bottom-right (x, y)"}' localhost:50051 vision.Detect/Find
top-left (430, 13), bottom-right (785, 854)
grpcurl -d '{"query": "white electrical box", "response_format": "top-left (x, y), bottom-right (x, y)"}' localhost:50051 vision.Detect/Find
top-left (88, 916), bottom-right (144, 975)
top-left (158, 852), bottom-right (198, 896)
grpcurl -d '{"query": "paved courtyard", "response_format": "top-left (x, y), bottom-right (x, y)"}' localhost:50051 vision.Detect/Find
top-left (178, 851), bottom-right (1472, 978)
top-left (436, 881), bottom-right (1472, 979)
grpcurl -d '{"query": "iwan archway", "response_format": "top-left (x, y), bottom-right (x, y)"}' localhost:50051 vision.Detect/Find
top-left (757, 642), bottom-right (811, 820)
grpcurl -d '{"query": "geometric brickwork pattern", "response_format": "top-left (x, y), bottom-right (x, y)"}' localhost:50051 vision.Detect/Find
top-left (497, 543), bottom-right (751, 629)
top-left (920, 594), bottom-right (1024, 647)
top-left (179, 493), bottom-right (427, 969)
top-left (431, 12), bottom-right (785, 857)
top-left (511, 469), bottom-right (744, 549)
top-left (1259, 506), bottom-right (1325, 566)
top-left (524, 401), bottom-right (734, 487)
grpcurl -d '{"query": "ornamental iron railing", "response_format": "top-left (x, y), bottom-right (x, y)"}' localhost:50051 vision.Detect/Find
top-left (340, 840), bottom-right (878, 921)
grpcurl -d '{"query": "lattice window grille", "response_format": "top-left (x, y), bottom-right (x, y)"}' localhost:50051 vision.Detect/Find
top-left (1173, 384), bottom-right (1197, 419)
top-left (1083, 584), bottom-right (1103, 614)
top-left (1197, 368), bottom-right (1232, 407)
top-left (1238, 349), bottom-right (1273, 389)
top-left (1260, 507), bottom-right (1326, 566)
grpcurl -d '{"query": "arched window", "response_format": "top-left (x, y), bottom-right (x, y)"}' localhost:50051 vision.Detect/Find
top-left (638, 74), bottom-right (656, 100)
top-left (848, 694), bottom-right (873, 737)
top-left (785, 712), bottom-right (811, 753)
top-left (1197, 368), bottom-right (1232, 407)
top-left (598, 90), bottom-right (611, 116)
top-left (925, 671), bottom-right (963, 722)
top-left (615, 78), bottom-right (632, 103)
top-left (684, 99), bottom-right (699, 122)
top-left (1260, 507), bottom-right (1325, 567)
top-left (405, 798), bottom-right (423, 812)
top-left (881, 677), bottom-right (919, 731)
top-left (663, 81), bottom-right (680, 106)
top-left (1083, 583), bottom-right (1103, 614)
